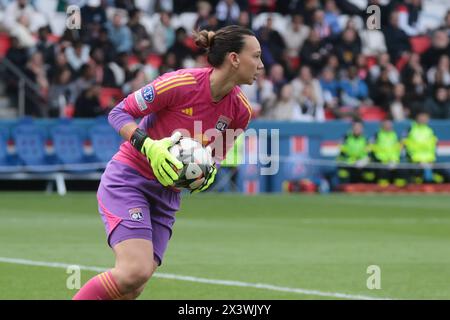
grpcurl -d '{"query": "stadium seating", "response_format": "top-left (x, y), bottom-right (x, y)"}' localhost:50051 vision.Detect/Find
top-left (1, 118), bottom-right (450, 194)
top-left (1, 119), bottom-right (107, 194)
top-left (49, 120), bottom-right (94, 171)
top-left (0, 0), bottom-right (449, 195)
top-left (89, 121), bottom-right (122, 163)
top-left (0, 126), bottom-right (19, 171)
top-left (12, 120), bottom-right (56, 172)
top-left (0, 127), bottom-right (9, 164)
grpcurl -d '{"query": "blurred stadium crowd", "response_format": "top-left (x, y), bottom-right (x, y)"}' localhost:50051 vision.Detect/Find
top-left (0, 0), bottom-right (449, 122)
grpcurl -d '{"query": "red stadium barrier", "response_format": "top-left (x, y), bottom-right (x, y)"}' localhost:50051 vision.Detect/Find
top-left (148, 54), bottom-right (163, 68)
top-left (395, 54), bottom-right (409, 71)
top-left (366, 56), bottom-right (378, 69)
top-left (288, 57), bottom-right (301, 70)
top-left (99, 87), bottom-right (124, 109)
top-left (184, 36), bottom-right (198, 52)
top-left (359, 105), bottom-right (387, 121)
top-left (65, 104), bottom-right (75, 118)
top-left (47, 34), bottom-right (60, 43)
top-left (324, 109), bottom-right (336, 120)
top-left (410, 36), bottom-right (431, 54)
top-left (339, 183), bottom-right (450, 193)
top-left (0, 32), bottom-right (11, 58)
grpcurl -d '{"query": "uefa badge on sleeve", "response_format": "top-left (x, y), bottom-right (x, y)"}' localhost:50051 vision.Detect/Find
top-left (134, 85), bottom-right (154, 111)
top-left (142, 85), bottom-right (155, 103)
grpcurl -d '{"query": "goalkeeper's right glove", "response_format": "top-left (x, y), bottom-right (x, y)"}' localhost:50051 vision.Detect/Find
top-left (191, 164), bottom-right (217, 194)
top-left (130, 128), bottom-right (183, 187)
top-left (191, 146), bottom-right (217, 194)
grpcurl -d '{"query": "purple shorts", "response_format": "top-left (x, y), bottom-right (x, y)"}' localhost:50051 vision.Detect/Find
top-left (97, 160), bottom-right (181, 265)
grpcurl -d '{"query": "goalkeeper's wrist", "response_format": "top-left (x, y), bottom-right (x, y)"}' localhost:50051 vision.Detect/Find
top-left (130, 128), bottom-right (152, 153)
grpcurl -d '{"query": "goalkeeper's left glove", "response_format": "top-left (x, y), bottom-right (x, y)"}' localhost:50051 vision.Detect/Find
top-left (130, 128), bottom-right (182, 187)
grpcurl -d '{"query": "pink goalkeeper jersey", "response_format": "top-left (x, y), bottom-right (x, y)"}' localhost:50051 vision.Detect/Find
top-left (109, 67), bottom-right (252, 181)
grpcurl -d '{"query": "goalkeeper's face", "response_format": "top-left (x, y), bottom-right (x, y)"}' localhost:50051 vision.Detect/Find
top-left (235, 36), bottom-right (264, 85)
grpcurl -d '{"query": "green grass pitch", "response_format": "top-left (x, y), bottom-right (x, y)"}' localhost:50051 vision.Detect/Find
top-left (0, 192), bottom-right (450, 299)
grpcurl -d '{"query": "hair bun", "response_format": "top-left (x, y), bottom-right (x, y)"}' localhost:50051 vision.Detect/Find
top-left (207, 31), bottom-right (215, 46)
top-left (194, 30), bottom-right (215, 50)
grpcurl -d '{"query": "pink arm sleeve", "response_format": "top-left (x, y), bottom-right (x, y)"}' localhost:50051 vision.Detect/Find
top-left (108, 82), bottom-right (174, 133)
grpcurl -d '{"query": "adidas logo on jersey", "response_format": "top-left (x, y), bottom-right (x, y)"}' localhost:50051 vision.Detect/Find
top-left (182, 108), bottom-right (193, 116)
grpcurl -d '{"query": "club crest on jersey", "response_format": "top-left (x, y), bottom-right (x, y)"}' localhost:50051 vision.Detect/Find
top-left (142, 85), bottom-right (155, 103)
top-left (129, 208), bottom-right (144, 221)
top-left (215, 115), bottom-right (231, 132)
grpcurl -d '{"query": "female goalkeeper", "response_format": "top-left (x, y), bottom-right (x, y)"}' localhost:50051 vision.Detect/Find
top-left (73, 25), bottom-right (264, 300)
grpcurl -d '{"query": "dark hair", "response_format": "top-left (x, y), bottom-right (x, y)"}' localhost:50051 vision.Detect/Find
top-left (416, 111), bottom-right (429, 117)
top-left (352, 118), bottom-right (363, 125)
top-left (129, 9), bottom-right (140, 19)
top-left (193, 25), bottom-right (255, 67)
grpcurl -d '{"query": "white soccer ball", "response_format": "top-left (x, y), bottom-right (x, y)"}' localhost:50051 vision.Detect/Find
top-left (169, 137), bottom-right (213, 190)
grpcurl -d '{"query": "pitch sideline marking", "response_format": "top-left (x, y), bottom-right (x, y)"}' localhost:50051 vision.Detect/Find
top-left (0, 256), bottom-right (392, 300)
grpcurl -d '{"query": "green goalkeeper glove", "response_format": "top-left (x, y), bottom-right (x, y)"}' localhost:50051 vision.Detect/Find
top-left (131, 129), bottom-right (183, 187)
top-left (191, 146), bottom-right (217, 194)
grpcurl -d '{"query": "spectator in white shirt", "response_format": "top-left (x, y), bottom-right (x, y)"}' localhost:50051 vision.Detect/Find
top-left (389, 83), bottom-right (409, 121)
top-left (216, 0), bottom-right (240, 27)
top-left (427, 55), bottom-right (450, 86)
top-left (359, 26), bottom-right (388, 56)
top-left (298, 82), bottom-right (326, 122)
top-left (266, 84), bottom-right (302, 121)
top-left (282, 14), bottom-right (310, 58)
top-left (3, 0), bottom-right (40, 32)
top-left (290, 65), bottom-right (324, 109)
top-left (369, 52), bottom-right (399, 84)
top-left (9, 14), bottom-right (36, 48)
top-left (65, 41), bottom-right (91, 72)
top-left (396, 0), bottom-right (425, 37)
top-left (152, 11), bottom-right (175, 55)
